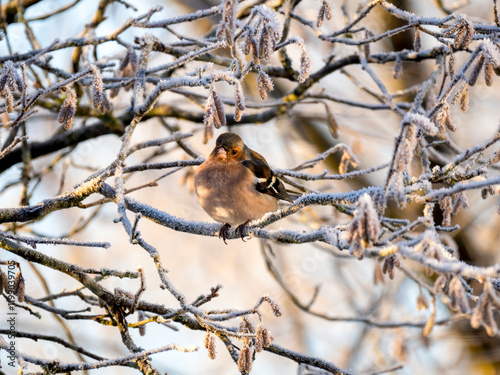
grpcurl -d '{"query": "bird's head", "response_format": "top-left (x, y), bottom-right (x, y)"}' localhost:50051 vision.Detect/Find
top-left (212, 132), bottom-right (247, 162)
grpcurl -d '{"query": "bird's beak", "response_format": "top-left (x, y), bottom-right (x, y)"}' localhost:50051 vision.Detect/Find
top-left (215, 147), bottom-right (227, 159)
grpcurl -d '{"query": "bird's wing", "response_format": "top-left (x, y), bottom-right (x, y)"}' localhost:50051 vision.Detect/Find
top-left (242, 152), bottom-right (294, 203)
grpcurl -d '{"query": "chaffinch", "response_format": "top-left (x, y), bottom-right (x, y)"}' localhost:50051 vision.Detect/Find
top-left (194, 132), bottom-right (294, 243)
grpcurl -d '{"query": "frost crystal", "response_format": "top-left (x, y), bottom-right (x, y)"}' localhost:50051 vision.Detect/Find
top-left (347, 193), bottom-right (381, 259)
top-left (253, 5), bottom-right (282, 43)
top-left (58, 86), bottom-right (77, 130)
top-left (90, 65), bottom-right (111, 113)
top-left (257, 70), bottom-right (274, 99)
top-left (406, 112), bottom-right (438, 135)
top-left (481, 39), bottom-right (500, 67)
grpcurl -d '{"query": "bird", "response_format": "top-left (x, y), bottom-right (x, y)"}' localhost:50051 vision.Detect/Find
top-left (194, 132), bottom-right (295, 243)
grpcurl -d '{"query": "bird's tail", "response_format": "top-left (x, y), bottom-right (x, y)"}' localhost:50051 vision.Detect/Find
top-left (285, 190), bottom-right (302, 202)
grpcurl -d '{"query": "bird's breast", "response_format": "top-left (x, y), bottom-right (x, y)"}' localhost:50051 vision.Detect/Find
top-left (194, 162), bottom-right (278, 226)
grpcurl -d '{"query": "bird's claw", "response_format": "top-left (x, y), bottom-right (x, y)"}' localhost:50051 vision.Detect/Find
top-left (235, 221), bottom-right (250, 241)
top-left (219, 223), bottom-right (231, 245)
top-left (219, 222), bottom-right (250, 244)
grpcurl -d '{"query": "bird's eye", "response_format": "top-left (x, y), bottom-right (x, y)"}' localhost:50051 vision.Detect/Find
top-left (231, 149), bottom-right (238, 156)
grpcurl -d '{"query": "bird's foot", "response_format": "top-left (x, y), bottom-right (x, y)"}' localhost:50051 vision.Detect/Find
top-left (219, 223), bottom-right (231, 245)
top-left (235, 221), bottom-right (250, 241)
